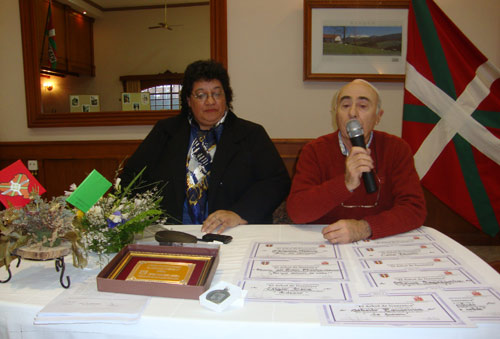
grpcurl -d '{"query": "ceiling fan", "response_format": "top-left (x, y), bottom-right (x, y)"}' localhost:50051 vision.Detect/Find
top-left (148, 0), bottom-right (181, 30)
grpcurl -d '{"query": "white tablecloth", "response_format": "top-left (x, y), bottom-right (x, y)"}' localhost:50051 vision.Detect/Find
top-left (1, 225), bottom-right (499, 338)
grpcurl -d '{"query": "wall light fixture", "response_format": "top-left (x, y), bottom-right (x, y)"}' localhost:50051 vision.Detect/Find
top-left (43, 82), bottom-right (54, 91)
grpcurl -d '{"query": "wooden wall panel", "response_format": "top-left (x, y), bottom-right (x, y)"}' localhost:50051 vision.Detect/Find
top-left (273, 138), bottom-right (311, 177)
top-left (0, 140), bottom-right (138, 199)
top-left (42, 159), bottom-right (122, 199)
top-left (1, 140), bottom-right (497, 246)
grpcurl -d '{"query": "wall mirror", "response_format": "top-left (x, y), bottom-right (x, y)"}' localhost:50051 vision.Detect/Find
top-left (19, 0), bottom-right (227, 128)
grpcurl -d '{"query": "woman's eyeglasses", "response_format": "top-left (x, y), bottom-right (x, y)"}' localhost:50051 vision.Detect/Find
top-left (192, 91), bottom-right (224, 102)
top-left (341, 174), bottom-right (381, 208)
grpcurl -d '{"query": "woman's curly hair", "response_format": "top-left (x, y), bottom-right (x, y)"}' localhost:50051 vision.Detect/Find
top-left (180, 60), bottom-right (233, 115)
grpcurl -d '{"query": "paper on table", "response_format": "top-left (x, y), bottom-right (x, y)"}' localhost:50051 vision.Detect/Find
top-left (240, 280), bottom-right (352, 303)
top-left (249, 242), bottom-right (340, 259)
top-left (358, 256), bottom-right (461, 270)
top-left (441, 287), bottom-right (500, 322)
top-left (242, 259), bottom-right (347, 281)
top-left (239, 242), bottom-right (351, 303)
top-left (34, 278), bottom-right (150, 324)
top-left (353, 243), bottom-right (447, 258)
top-left (354, 234), bottom-right (435, 245)
top-left (363, 268), bottom-right (481, 290)
top-left (319, 291), bottom-right (474, 327)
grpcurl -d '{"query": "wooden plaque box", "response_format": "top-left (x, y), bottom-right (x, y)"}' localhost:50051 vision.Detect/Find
top-left (97, 244), bottom-right (219, 300)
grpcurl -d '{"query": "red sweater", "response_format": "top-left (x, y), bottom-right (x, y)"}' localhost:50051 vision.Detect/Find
top-left (286, 131), bottom-right (426, 239)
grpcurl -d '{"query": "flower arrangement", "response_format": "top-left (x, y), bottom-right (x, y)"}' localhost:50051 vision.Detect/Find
top-left (1, 166), bottom-right (165, 272)
top-left (0, 190), bottom-right (87, 270)
top-left (72, 167), bottom-right (165, 259)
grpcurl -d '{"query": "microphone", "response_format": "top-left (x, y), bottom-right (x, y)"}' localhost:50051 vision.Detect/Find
top-left (346, 119), bottom-right (377, 193)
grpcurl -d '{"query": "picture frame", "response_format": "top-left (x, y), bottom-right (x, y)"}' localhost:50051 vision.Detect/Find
top-left (121, 92), bottom-right (151, 111)
top-left (69, 95), bottom-right (100, 112)
top-left (303, 0), bottom-right (410, 82)
top-left (97, 244), bottom-right (220, 300)
top-left (106, 250), bottom-right (214, 286)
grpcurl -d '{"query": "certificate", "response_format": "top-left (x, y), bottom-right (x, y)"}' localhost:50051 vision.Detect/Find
top-left (359, 256), bottom-right (461, 270)
top-left (441, 287), bottom-right (500, 322)
top-left (355, 234), bottom-right (435, 245)
top-left (320, 292), bottom-right (472, 327)
top-left (401, 227), bottom-right (426, 234)
top-left (364, 268), bottom-right (481, 289)
top-left (244, 259), bottom-right (347, 281)
top-left (250, 242), bottom-right (339, 259)
top-left (354, 243), bottom-right (446, 258)
top-left (240, 280), bottom-right (351, 303)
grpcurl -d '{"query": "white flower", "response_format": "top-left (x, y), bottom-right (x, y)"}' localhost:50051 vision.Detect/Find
top-left (114, 178), bottom-right (121, 190)
top-left (109, 213), bottom-right (123, 223)
top-left (90, 206), bottom-right (103, 215)
top-left (64, 183), bottom-right (78, 196)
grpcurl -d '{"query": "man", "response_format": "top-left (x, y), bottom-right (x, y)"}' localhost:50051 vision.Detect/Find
top-left (287, 79), bottom-right (426, 243)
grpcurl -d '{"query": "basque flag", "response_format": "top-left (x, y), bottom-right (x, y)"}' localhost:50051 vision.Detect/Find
top-left (402, 0), bottom-right (500, 236)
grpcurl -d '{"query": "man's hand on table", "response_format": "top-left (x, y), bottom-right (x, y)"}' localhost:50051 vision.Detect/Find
top-left (322, 219), bottom-right (371, 244)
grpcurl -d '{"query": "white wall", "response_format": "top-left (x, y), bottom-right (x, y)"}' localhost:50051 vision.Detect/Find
top-left (1, 0), bottom-right (498, 141)
top-left (93, 6), bottom-right (209, 111)
top-left (227, 0), bottom-right (499, 139)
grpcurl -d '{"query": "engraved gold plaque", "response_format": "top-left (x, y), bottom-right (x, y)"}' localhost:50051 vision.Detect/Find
top-left (126, 261), bottom-right (195, 284)
top-left (106, 251), bottom-right (214, 286)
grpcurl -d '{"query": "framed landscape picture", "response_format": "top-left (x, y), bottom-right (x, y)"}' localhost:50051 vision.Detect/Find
top-left (304, 0), bottom-right (410, 82)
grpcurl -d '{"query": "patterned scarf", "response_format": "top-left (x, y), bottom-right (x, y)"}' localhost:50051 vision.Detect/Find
top-left (185, 114), bottom-right (225, 223)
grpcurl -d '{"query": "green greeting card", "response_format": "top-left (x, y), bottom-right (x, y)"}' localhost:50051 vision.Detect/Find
top-left (66, 170), bottom-right (112, 213)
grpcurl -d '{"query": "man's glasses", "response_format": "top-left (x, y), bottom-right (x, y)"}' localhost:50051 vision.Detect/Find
top-left (191, 91), bottom-right (224, 102)
top-left (341, 174), bottom-right (381, 208)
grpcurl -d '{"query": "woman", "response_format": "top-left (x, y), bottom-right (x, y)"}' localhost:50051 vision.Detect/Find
top-left (121, 60), bottom-right (290, 234)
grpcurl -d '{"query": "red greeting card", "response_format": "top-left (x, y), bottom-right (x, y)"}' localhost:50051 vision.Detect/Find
top-left (0, 160), bottom-right (46, 208)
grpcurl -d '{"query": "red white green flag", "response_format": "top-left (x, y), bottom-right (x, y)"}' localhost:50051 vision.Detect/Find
top-left (46, 0), bottom-right (57, 69)
top-left (402, 0), bottom-right (500, 236)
